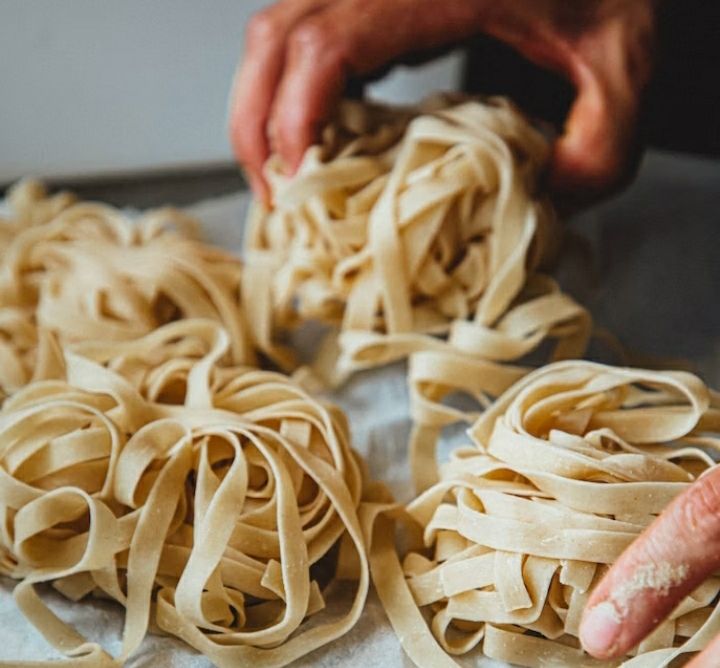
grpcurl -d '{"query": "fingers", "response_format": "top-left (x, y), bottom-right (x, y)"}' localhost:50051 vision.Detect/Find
top-left (268, 14), bottom-right (347, 173)
top-left (268, 0), bottom-right (492, 174)
top-left (549, 61), bottom-right (639, 199)
top-left (232, 0), bottom-right (652, 205)
top-left (237, 0), bottom-right (495, 192)
top-left (228, 0), bottom-right (331, 203)
top-left (579, 466), bottom-right (720, 659)
top-left (686, 632), bottom-right (720, 668)
top-left (549, 6), bottom-right (654, 199)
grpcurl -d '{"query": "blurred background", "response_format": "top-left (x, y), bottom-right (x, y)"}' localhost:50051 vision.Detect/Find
top-left (0, 0), bottom-right (462, 187)
top-left (2, 0), bottom-right (717, 189)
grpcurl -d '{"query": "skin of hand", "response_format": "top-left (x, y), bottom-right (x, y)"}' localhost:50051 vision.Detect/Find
top-left (579, 465), bottom-right (720, 664)
top-left (228, 0), bottom-right (657, 205)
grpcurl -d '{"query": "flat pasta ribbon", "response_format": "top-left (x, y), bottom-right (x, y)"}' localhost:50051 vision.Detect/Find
top-left (245, 97), bottom-right (591, 490)
top-left (0, 319), bottom-right (371, 667)
top-left (245, 97), bottom-right (583, 370)
top-left (0, 180), bottom-right (255, 399)
top-left (369, 360), bottom-right (720, 667)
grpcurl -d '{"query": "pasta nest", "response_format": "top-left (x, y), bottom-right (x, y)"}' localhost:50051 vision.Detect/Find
top-left (0, 319), bottom-right (370, 667)
top-left (0, 180), bottom-right (254, 399)
top-left (245, 97), bottom-right (587, 376)
top-left (371, 361), bottom-right (720, 667)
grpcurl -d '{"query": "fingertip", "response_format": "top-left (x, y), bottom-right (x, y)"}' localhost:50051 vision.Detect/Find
top-left (279, 138), bottom-right (308, 176)
top-left (576, 478), bottom-right (720, 662)
top-left (230, 134), bottom-right (271, 203)
top-left (271, 16), bottom-right (347, 176)
top-left (248, 172), bottom-right (271, 207)
top-left (579, 601), bottom-right (623, 659)
top-left (271, 106), bottom-right (317, 176)
top-left (228, 109), bottom-right (272, 192)
top-left (549, 61), bottom-right (640, 201)
top-left (549, 133), bottom-right (625, 196)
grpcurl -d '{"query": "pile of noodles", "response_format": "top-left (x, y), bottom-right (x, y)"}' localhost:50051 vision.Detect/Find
top-left (5, 98), bottom-right (715, 668)
top-left (0, 319), bottom-right (372, 667)
top-left (245, 98), bottom-right (591, 489)
top-left (0, 180), bottom-right (254, 400)
top-left (368, 361), bottom-right (720, 667)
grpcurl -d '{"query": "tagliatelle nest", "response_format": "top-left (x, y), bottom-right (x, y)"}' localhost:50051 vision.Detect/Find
top-left (245, 97), bottom-right (587, 376)
top-left (0, 319), bottom-right (372, 668)
top-left (369, 361), bottom-right (720, 668)
top-left (0, 180), bottom-right (254, 399)
top-left (245, 98), bottom-right (592, 491)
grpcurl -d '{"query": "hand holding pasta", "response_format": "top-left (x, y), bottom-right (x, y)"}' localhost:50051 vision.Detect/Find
top-left (230, 0), bottom-right (656, 203)
top-left (581, 453), bottom-right (720, 665)
top-left (245, 97), bottom-right (569, 359)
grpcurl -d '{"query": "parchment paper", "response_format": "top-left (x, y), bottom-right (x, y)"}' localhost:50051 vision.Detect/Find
top-left (1, 149), bottom-right (718, 666)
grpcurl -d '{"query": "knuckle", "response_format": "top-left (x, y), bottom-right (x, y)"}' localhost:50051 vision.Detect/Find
top-left (289, 19), bottom-right (343, 60)
top-left (579, 155), bottom-right (625, 192)
top-left (639, 530), bottom-right (675, 572)
top-left (246, 9), bottom-right (281, 45)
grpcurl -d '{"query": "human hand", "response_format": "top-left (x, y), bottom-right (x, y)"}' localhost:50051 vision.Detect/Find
top-left (228, 0), bottom-right (656, 205)
top-left (580, 466), bottom-right (720, 666)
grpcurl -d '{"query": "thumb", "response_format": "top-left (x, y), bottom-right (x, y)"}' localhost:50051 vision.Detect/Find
top-left (549, 58), bottom-right (641, 199)
top-left (548, 7), bottom-right (654, 200)
top-left (579, 466), bottom-right (720, 659)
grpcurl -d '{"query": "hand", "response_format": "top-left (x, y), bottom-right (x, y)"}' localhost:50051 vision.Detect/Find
top-left (580, 466), bottom-right (720, 666)
top-left (228, 0), bottom-right (657, 205)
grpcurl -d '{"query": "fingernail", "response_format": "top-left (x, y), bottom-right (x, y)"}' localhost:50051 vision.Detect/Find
top-left (281, 159), bottom-right (300, 177)
top-left (580, 601), bottom-right (622, 657)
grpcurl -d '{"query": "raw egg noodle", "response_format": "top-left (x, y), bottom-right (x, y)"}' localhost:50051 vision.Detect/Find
top-left (1, 96), bottom-right (717, 667)
top-left (369, 361), bottom-right (720, 668)
top-left (246, 98), bottom-right (590, 490)
top-left (0, 180), bottom-right (254, 401)
top-left (0, 319), bottom-right (371, 667)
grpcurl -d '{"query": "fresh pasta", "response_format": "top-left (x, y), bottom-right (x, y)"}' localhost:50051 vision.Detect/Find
top-left (245, 98), bottom-right (591, 491)
top-left (0, 319), bottom-right (371, 667)
top-left (369, 361), bottom-right (720, 667)
top-left (0, 180), bottom-right (254, 399)
top-left (245, 97), bottom-right (589, 379)
top-left (3, 93), bottom-right (710, 668)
